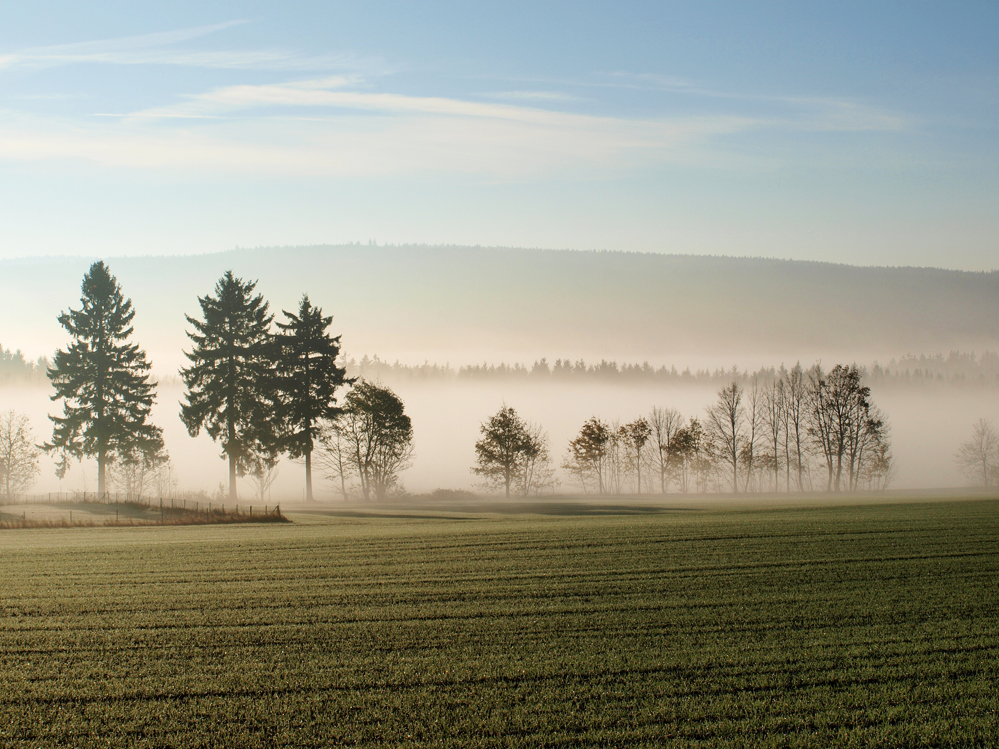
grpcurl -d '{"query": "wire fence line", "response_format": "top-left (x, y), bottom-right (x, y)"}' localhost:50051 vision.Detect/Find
top-left (1, 492), bottom-right (281, 518)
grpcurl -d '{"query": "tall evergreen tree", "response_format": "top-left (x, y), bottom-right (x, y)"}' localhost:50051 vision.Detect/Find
top-left (274, 295), bottom-right (352, 501)
top-left (46, 261), bottom-right (163, 496)
top-left (180, 271), bottom-right (277, 501)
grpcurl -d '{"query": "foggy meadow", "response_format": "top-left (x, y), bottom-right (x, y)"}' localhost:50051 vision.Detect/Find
top-left (3, 245), bottom-right (997, 501)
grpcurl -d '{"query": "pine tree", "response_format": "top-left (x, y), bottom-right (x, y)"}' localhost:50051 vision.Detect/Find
top-left (46, 261), bottom-right (164, 496)
top-left (180, 271), bottom-right (277, 501)
top-left (274, 295), bottom-right (352, 502)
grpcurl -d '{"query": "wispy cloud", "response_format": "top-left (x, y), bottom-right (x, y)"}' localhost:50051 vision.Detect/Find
top-left (0, 70), bottom-right (907, 180)
top-left (0, 22), bottom-right (375, 73)
top-left (482, 91), bottom-right (583, 103)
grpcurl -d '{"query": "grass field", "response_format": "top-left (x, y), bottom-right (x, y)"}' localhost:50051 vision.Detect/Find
top-left (1, 496), bottom-right (997, 747)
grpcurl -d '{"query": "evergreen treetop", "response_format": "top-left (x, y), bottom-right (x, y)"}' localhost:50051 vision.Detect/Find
top-left (180, 271), bottom-right (277, 500)
top-left (46, 261), bottom-right (163, 495)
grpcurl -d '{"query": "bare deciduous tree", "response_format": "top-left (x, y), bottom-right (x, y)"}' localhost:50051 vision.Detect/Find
top-left (648, 406), bottom-right (683, 494)
top-left (955, 418), bottom-right (999, 487)
top-left (739, 377), bottom-right (762, 493)
top-left (107, 447), bottom-right (170, 498)
top-left (705, 382), bottom-right (745, 493)
top-left (0, 410), bottom-right (41, 501)
top-left (518, 422), bottom-right (559, 496)
top-left (249, 459), bottom-right (280, 503)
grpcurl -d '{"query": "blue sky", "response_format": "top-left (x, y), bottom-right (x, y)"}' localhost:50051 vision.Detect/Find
top-left (1, 1), bottom-right (996, 269)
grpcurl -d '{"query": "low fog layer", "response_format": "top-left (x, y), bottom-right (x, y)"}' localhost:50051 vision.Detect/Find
top-left (3, 377), bottom-right (996, 500)
top-left (2, 247), bottom-right (998, 372)
top-left (2, 246), bottom-right (997, 500)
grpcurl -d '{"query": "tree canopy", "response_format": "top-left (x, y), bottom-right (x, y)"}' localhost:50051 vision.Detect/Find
top-left (46, 261), bottom-right (163, 496)
top-left (473, 406), bottom-right (539, 498)
top-left (274, 295), bottom-right (351, 501)
top-left (180, 271), bottom-right (278, 501)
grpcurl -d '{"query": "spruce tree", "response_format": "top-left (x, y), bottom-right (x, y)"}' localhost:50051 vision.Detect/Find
top-left (180, 271), bottom-right (278, 501)
top-left (274, 295), bottom-right (352, 502)
top-left (46, 261), bottom-right (164, 497)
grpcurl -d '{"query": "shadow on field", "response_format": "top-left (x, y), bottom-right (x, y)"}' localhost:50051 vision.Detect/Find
top-left (292, 499), bottom-right (700, 520)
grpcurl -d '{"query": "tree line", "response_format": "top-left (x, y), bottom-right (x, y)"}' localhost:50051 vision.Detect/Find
top-left (5, 260), bottom-right (993, 502)
top-left (39, 262), bottom-right (412, 503)
top-left (343, 353), bottom-right (999, 390)
top-left (473, 364), bottom-right (895, 497)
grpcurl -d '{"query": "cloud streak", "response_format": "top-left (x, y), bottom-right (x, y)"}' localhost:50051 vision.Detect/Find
top-left (0, 66), bottom-right (907, 179)
top-left (0, 22), bottom-right (373, 73)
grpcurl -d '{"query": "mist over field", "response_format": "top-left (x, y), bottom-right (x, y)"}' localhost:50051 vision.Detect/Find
top-left (3, 245), bottom-right (999, 371)
top-left (2, 246), bottom-right (997, 499)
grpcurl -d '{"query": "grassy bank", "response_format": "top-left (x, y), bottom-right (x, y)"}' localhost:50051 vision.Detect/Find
top-left (1, 496), bottom-right (997, 746)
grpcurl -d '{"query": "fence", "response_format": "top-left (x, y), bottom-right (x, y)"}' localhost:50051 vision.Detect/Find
top-left (1, 492), bottom-right (281, 520)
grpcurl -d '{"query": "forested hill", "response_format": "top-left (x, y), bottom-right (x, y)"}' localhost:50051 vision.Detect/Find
top-left (2, 246), bottom-right (997, 369)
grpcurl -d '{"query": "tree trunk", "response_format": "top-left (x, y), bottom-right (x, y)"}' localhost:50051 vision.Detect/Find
top-left (305, 449), bottom-right (314, 502)
top-left (98, 448), bottom-right (107, 498)
top-left (229, 453), bottom-right (237, 502)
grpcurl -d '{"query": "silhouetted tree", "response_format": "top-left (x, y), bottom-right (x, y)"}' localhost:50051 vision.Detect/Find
top-left (328, 380), bottom-right (413, 501)
top-left (649, 406), bottom-right (683, 493)
top-left (107, 446), bottom-right (170, 498)
top-left (180, 271), bottom-right (277, 501)
top-left (473, 405), bottom-right (538, 498)
top-left (316, 420), bottom-right (352, 501)
top-left (46, 261), bottom-right (163, 496)
top-left (762, 374), bottom-right (785, 492)
top-left (955, 418), bottom-right (999, 488)
top-left (623, 418), bottom-right (652, 494)
top-left (705, 382), bottom-right (745, 493)
top-left (518, 422), bottom-right (558, 496)
top-left (785, 363), bottom-right (809, 491)
top-left (249, 458), bottom-right (281, 503)
top-left (562, 417), bottom-right (610, 494)
top-left (0, 410), bottom-right (41, 501)
top-left (739, 377), bottom-right (762, 492)
top-left (808, 364), bottom-right (889, 492)
top-left (670, 417), bottom-right (706, 494)
top-left (274, 295), bottom-right (351, 501)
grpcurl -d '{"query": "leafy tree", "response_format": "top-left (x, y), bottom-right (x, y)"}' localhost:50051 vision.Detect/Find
top-left (46, 261), bottom-right (163, 497)
top-left (0, 410), bottom-right (41, 501)
top-left (562, 417), bottom-right (610, 494)
top-left (472, 405), bottom-right (538, 498)
top-left (955, 418), bottom-right (999, 487)
top-left (623, 418), bottom-right (652, 494)
top-left (274, 295), bottom-right (351, 501)
top-left (808, 364), bottom-right (888, 492)
top-left (322, 380), bottom-right (413, 501)
top-left (670, 417), bottom-right (706, 494)
top-left (180, 271), bottom-right (277, 501)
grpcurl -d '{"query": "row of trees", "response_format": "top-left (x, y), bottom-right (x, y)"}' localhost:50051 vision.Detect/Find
top-left (342, 353), bottom-right (999, 390)
top-left (473, 365), bottom-right (895, 496)
top-left (44, 262), bottom-right (413, 502)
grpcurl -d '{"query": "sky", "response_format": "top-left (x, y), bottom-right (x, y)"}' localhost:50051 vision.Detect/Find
top-left (1, 1), bottom-right (997, 269)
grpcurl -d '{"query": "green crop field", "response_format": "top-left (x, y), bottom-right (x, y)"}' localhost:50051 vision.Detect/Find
top-left (1, 496), bottom-right (997, 747)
